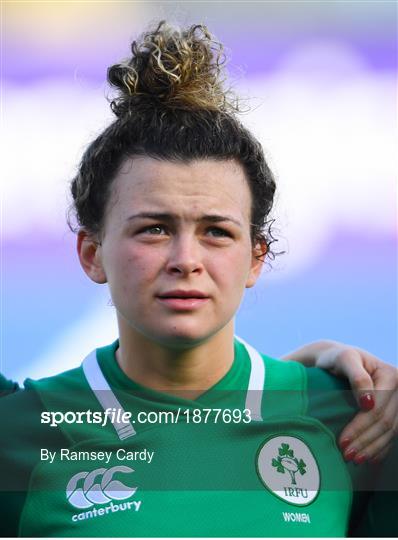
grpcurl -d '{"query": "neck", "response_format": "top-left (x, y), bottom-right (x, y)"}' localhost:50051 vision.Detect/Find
top-left (115, 319), bottom-right (235, 400)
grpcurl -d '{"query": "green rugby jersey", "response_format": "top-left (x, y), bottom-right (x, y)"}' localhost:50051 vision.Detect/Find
top-left (0, 337), bottom-right (396, 537)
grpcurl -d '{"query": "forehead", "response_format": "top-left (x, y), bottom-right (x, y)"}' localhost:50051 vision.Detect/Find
top-left (108, 156), bottom-right (252, 222)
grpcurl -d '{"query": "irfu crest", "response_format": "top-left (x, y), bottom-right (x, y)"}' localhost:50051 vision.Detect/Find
top-left (272, 443), bottom-right (306, 485)
top-left (257, 435), bottom-right (319, 505)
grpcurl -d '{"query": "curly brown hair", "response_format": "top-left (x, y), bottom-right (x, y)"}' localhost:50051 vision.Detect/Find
top-left (69, 21), bottom-right (279, 261)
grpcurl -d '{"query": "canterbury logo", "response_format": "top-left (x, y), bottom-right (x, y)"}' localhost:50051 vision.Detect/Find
top-left (66, 466), bottom-right (137, 509)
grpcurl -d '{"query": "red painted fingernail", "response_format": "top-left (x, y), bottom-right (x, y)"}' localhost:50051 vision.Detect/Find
top-left (340, 438), bottom-right (351, 450)
top-left (344, 448), bottom-right (358, 461)
top-left (353, 453), bottom-right (367, 465)
top-left (359, 393), bottom-right (375, 411)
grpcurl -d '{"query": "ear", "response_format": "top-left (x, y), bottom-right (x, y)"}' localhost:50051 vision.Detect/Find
top-left (77, 229), bottom-right (107, 284)
top-left (245, 240), bottom-right (267, 289)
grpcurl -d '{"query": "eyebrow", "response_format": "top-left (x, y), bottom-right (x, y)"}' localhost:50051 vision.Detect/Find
top-left (126, 212), bottom-right (242, 227)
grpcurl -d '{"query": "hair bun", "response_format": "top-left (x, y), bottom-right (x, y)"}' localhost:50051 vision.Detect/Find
top-left (107, 20), bottom-right (238, 116)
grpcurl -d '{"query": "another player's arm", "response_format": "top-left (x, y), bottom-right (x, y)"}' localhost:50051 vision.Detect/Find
top-left (0, 373), bottom-right (19, 397)
top-left (306, 367), bottom-right (397, 536)
top-left (283, 340), bottom-right (398, 461)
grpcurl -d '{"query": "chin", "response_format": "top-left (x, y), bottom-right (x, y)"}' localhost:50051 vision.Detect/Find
top-left (147, 324), bottom-right (214, 350)
top-left (159, 333), bottom-right (207, 349)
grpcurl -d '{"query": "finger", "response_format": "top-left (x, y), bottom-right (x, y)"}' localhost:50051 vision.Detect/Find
top-left (366, 370), bottom-right (398, 433)
top-left (339, 411), bottom-right (372, 453)
top-left (350, 423), bottom-right (394, 462)
top-left (339, 390), bottom-right (397, 446)
top-left (358, 430), bottom-right (395, 463)
top-left (341, 428), bottom-right (392, 463)
top-left (338, 350), bottom-right (397, 410)
top-left (369, 444), bottom-right (392, 465)
top-left (339, 392), bottom-right (398, 460)
top-left (334, 349), bottom-right (375, 409)
top-left (372, 364), bottom-right (398, 391)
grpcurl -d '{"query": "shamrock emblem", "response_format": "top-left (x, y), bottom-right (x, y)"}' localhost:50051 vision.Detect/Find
top-left (272, 443), bottom-right (307, 485)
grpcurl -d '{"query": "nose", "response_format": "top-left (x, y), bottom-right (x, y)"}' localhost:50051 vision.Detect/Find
top-left (165, 234), bottom-right (204, 276)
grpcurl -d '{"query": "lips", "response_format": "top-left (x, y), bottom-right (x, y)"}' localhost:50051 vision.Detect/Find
top-left (157, 290), bottom-right (209, 299)
top-left (156, 290), bottom-right (210, 311)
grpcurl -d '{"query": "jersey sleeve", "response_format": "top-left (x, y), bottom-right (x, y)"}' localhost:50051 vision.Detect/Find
top-left (0, 387), bottom-right (68, 536)
top-left (306, 366), bottom-right (357, 435)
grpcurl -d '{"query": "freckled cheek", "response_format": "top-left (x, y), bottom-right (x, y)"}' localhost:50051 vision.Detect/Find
top-left (114, 246), bottom-right (165, 289)
top-left (207, 249), bottom-right (251, 286)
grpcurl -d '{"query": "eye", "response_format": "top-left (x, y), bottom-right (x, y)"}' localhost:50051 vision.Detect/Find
top-left (139, 224), bottom-right (168, 235)
top-left (206, 227), bottom-right (232, 238)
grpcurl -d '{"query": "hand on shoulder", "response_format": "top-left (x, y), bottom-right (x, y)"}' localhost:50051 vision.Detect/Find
top-left (285, 341), bottom-right (398, 462)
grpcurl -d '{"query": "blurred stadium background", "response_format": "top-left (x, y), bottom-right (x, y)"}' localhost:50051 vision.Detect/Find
top-left (2, 1), bottom-right (396, 382)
